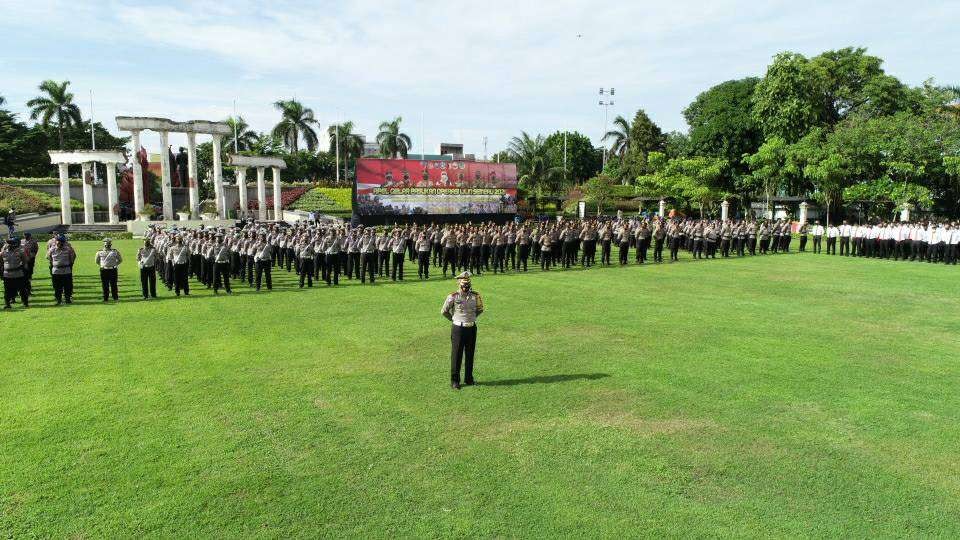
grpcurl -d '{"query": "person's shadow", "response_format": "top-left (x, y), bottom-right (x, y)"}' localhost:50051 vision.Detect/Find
top-left (477, 373), bottom-right (609, 387)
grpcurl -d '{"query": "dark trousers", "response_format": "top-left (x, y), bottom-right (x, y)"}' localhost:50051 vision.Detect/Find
top-left (361, 253), bottom-right (376, 283)
top-left (213, 262), bottom-right (231, 293)
top-left (299, 259), bottom-right (314, 287)
top-left (324, 254), bottom-right (340, 285)
top-left (827, 237), bottom-right (837, 255)
top-left (255, 260), bottom-right (272, 290)
top-left (813, 236), bottom-right (822, 253)
top-left (506, 243), bottom-right (516, 269)
top-left (540, 249), bottom-right (551, 270)
top-left (619, 241), bottom-right (630, 264)
top-left (840, 237), bottom-right (850, 256)
top-left (601, 240), bottom-right (612, 265)
top-left (3, 276), bottom-right (27, 306)
top-left (450, 324), bottom-right (477, 384)
top-left (417, 251), bottom-right (430, 279)
top-left (493, 245), bottom-right (506, 273)
top-left (51, 273), bottom-right (73, 303)
top-left (654, 238), bottom-right (664, 262)
top-left (391, 252), bottom-right (405, 280)
top-left (518, 244), bottom-right (530, 271)
top-left (799, 236), bottom-right (807, 252)
top-left (174, 263), bottom-right (190, 295)
top-left (99, 268), bottom-right (118, 301)
top-left (442, 247), bottom-right (457, 276)
top-left (140, 267), bottom-right (157, 298)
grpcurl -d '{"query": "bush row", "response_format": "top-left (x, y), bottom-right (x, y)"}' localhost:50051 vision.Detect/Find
top-left (0, 185), bottom-right (90, 214)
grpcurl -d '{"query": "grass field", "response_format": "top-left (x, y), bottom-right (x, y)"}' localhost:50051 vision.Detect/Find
top-left (2, 240), bottom-right (959, 537)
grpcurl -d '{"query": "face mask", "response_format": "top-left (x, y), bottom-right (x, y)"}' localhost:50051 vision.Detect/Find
top-left (460, 282), bottom-right (471, 291)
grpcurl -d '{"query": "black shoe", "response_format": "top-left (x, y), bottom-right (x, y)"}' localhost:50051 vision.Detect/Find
top-left (464, 380), bottom-right (475, 386)
top-left (65, 298), bottom-right (72, 304)
top-left (451, 382), bottom-right (461, 390)
top-left (3, 305), bottom-right (10, 310)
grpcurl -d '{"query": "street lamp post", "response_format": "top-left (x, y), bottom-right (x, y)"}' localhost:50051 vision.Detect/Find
top-left (599, 87), bottom-right (615, 168)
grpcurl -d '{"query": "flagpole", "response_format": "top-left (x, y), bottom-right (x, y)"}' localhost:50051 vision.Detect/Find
top-left (233, 99), bottom-right (239, 153)
top-left (89, 90), bottom-right (98, 184)
top-left (420, 111), bottom-right (425, 160)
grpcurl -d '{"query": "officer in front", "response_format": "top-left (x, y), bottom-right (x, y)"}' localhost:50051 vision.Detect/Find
top-left (440, 271), bottom-right (484, 389)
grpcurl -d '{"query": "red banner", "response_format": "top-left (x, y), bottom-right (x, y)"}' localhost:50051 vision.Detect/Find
top-left (356, 158), bottom-right (517, 216)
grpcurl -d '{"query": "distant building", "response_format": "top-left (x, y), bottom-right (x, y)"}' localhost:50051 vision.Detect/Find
top-left (355, 135), bottom-right (380, 157)
top-left (438, 143), bottom-right (464, 158)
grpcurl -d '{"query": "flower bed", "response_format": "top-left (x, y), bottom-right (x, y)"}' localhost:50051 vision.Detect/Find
top-left (289, 187), bottom-right (352, 213)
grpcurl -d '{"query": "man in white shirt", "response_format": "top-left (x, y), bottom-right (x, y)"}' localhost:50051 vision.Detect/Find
top-left (839, 220), bottom-right (852, 256)
top-left (811, 221), bottom-right (824, 254)
top-left (826, 224), bottom-right (839, 255)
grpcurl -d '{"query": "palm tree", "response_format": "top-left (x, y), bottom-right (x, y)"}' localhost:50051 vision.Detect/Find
top-left (0, 95), bottom-right (5, 106)
top-left (271, 99), bottom-right (319, 152)
top-left (224, 116), bottom-right (258, 152)
top-left (507, 131), bottom-right (563, 212)
top-left (376, 116), bottom-right (412, 159)
top-left (327, 121), bottom-right (364, 184)
top-left (26, 80), bottom-right (83, 149)
top-left (602, 115), bottom-right (632, 160)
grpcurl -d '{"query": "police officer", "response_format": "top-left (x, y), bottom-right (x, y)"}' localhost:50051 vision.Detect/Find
top-left (2, 237), bottom-right (29, 309)
top-left (212, 235), bottom-right (232, 294)
top-left (94, 238), bottom-right (122, 302)
top-left (137, 238), bottom-right (158, 299)
top-left (440, 271), bottom-right (484, 390)
top-left (46, 234), bottom-right (76, 305)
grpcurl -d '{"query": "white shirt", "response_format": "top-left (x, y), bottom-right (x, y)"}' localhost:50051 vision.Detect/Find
top-left (812, 225), bottom-right (824, 236)
top-left (827, 226), bottom-right (839, 238)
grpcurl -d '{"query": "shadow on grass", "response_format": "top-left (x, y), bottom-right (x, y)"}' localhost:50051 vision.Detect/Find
top-left (477, 373), bottom-right (610, 387)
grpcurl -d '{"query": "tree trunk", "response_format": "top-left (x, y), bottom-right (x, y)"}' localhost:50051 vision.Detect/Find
top-left (58, 117), bottom-right (64, 150)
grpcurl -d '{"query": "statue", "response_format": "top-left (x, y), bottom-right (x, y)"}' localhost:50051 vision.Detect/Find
top-left (176, 147), bottom-right (189, 188)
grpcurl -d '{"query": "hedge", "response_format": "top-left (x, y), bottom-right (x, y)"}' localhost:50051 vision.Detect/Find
top-left (32, 232), bottom-right (134, 242)
top-left (0, 177), bottom-right (81, 187)
top-left (0, 184), bottom-right (89, 214)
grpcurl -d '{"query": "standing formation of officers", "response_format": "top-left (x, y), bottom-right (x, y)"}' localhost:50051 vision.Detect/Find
top-left (3, 215), bottom-right (958, 310)
top-left (798, 220), bottom-right (960, 263)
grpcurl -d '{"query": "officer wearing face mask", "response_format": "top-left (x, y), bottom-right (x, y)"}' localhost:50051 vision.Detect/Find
top-left (440, 271), bottom-right (484, 390)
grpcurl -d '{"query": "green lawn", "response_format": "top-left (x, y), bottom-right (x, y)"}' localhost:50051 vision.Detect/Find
top-left (2, 240), bottom-right (959, 537)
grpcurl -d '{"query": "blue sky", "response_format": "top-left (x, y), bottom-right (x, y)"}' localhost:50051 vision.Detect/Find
top-left (1, 0), bottom-right (957, 157)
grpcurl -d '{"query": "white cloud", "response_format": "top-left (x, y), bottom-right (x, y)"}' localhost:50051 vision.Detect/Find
top-left (1, 0), bottom-right (957, 155)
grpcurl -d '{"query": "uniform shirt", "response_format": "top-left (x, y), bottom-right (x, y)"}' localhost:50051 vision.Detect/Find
top-left (47, 245), bottom-right (76, 274)
top-left (441, 289), bottom-right (484, 325)
top-left (416, 238), bottom-right (431, 252)
top-left (213, 245), bottom-right (231, 264)
top-left (254, 242), bottom-right (273, 261)
top-left (827, 226), bottom-right (839, 238)
top-left (359, 236), bottom-right (377, 253)
top-left (137, 247), bottom-right (157, 268)
top-left (1, 247), bottom-right (26, 278)
top-left (391, 236), bottom-right (407, 254)
top-left (812, 225), bottom-right (824, 236)
top-left (323, 237), bottom-right (341, 255)
top-left (95, 248), bottom-right (122, 269)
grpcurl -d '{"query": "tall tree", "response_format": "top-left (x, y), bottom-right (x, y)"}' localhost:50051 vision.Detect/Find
top-left (26, 79), bottom-right (83, 149)
top-left (327, 121), bottom-right (364, 184)
top-left (752, 52), bottom-right (823, 143)
top-left (743, 136), bottom-right (792, 217)
top-left (224, 116), bottom-right (258, 152)
top-left (602, 115), bottom-right (632, 159)
top-left (376, 116), bottom-right (412, 159)
top-left (543, 130), bottom-right (602, 187)
top-left (629, 108), bottom-right (665, 156)
top-left (272, 99), bottom-right (318, 152)
top-left (507, 132), bottom-right (563, 210)
top-left (684, 77), bottom-right (762, 172)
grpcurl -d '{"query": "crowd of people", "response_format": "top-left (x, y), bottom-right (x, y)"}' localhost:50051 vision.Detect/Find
top-left (2, 216), bottom-right (958, 309)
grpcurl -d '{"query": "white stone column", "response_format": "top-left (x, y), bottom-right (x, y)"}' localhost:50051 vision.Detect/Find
top-left (721, 200), bottom-right (730, 221)
top-left (799, 201), bottom-right (808, 225)
top-left (58, 162), bottom-right (71, 225)
top-left (658, 199), bottom-right (666, 217)
top-left (81, 162), bottom-right (94, 224)
top-left (130, 130), bottom-right (145, 218)
top-left (187, 132), bottom-right (199, 219)
top-left (256, 167), bottom-right (267, 221)
top-left (236, 168), bottom-right (248, 218)
top-left (900, 203), bottom-right (910, 222)
top-left (272, 167), bottom-right (282, 221)
top-left (159, 131), bottom-right (173, 220)
top-left (106, 163), bottom-right (119, 224)
top-left (212, 134), bottom-right (225, 219)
